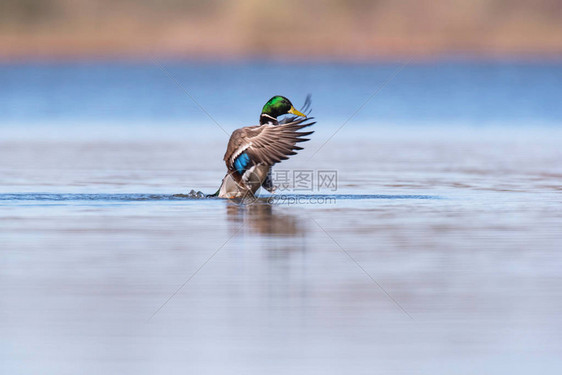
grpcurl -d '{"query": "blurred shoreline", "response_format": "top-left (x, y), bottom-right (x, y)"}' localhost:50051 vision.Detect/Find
top-left (1, 35), bottom-right (561, 63)
top-left (1, 0), bottom-right (561, 62)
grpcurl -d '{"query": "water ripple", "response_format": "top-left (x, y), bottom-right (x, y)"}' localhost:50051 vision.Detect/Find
top-left (0, 193), bottom-right (440, 202)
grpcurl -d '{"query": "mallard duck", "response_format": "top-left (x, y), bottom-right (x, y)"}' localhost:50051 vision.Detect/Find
top-left (216, 95), bottom-right (315, 199)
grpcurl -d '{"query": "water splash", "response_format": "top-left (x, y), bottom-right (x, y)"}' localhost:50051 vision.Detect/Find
top-left (174, 190), bottom-right (210, 199)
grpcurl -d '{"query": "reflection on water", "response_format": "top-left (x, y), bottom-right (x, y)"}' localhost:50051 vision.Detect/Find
top-left (226, 202), bottom-right (305, 237)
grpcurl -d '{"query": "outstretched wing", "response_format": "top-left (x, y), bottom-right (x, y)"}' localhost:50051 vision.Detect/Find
top-left (279, 94), bottom-right (312, 125)
top-left (224, 117), bottom-right (315, 174)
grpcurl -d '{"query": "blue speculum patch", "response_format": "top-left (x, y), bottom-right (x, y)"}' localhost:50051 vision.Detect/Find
top-left (234, 152), bottom-right (251, 174)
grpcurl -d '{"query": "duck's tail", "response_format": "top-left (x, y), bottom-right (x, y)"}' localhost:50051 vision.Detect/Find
top-left (208, 187), bottom-right (220, 197)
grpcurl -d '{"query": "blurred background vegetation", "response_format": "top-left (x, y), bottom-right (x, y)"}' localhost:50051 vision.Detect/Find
top-left (1, 0), bottom-right (561, 60)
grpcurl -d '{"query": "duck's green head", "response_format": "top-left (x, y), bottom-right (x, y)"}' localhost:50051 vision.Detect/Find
top-left (261, 95), bottom-right (306, 119)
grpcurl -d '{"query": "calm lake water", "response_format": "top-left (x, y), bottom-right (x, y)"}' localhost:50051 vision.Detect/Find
top-left (1, 61), bottom-right (562, 374)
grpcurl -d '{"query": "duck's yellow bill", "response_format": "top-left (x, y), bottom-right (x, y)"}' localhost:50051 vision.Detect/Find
top-left (288, 106), bottom-right (306, 118)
